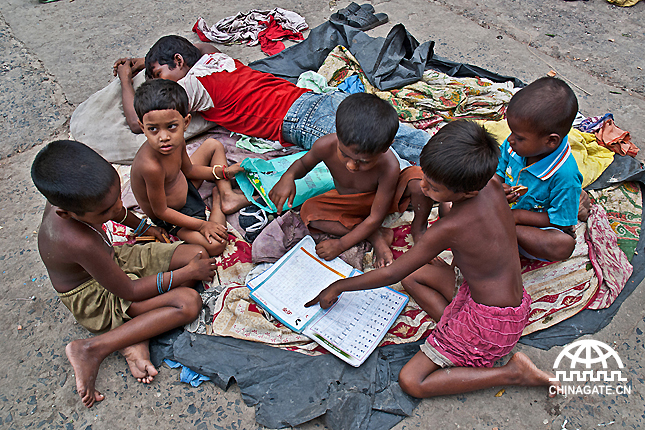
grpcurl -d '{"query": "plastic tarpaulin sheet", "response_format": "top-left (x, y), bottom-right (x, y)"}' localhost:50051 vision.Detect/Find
top-left (249, 21), bottom-right (523, 91)
top-left (151, 331), bottom-right (421, 430)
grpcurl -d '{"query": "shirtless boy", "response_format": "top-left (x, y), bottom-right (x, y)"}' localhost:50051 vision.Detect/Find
top-left (497, 77), bottom-right (583, 262)
top-left (269, 93), bottom-right (431, 268)
top-left (32, 140), bottom-right (216, 407)
top-left (306, 120), bottom-right (558, 398)
top-left (130, 79), bottom-right (247, 257)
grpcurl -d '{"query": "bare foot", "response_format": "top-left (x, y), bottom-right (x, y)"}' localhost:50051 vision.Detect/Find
top-left (221, 189), bottom-right (251, 214)
top-left (429, 256), bottom-right (449, 267)
top-left (506, 352), bottom-right (560, 397)
top-left (121, 341), bottom-right (158, 384)
top-left (65, 340), bottom-right (105, 408)
top-left (369, 227), bottom-right (395, 268)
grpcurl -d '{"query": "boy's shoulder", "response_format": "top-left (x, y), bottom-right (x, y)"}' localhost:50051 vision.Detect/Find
top-left (131, 142), bottom-right (177, 177)
top-left (38, 206), bottom-right (113, 271)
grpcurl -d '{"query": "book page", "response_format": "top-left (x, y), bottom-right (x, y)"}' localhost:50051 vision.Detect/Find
top-left (248, 236), bottom-right (355, 332)
top-left (306, 287), bottom-right (408, 366)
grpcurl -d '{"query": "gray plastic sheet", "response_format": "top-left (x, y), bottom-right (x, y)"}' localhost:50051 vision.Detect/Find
top-left (151, 331), bottom-right (421, 430)
top-left (250, 21), bottom-right (523, 91)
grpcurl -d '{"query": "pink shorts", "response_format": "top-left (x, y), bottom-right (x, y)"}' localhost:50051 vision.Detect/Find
top-left (421, 282), bottom-right (531, 368)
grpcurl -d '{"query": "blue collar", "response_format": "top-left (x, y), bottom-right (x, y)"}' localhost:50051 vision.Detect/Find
top-left (508, 136), bottom-right (571, 181)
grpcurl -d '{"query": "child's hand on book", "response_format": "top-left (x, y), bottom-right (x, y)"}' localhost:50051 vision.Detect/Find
top-left (305, 282), bottom-right (341, 309)
top-left (268, 177), bottom-right (296, 215)
top-left (316, 239), bottom-right (344, 261)
top-left (199, 221), bottom-right (228, 244)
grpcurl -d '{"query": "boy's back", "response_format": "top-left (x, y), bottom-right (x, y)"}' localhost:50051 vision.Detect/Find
top-left (39, 200), bottom-right (120, 294)
top-left (422, 176), bottom-right (523, 307)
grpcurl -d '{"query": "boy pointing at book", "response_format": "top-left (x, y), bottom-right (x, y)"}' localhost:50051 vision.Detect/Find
top-left (306, 120), bottom-right (558, 399)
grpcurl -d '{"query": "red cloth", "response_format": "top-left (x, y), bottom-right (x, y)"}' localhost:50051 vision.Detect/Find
top-left (196, 59), bottom-right (309, 144)
top-left (595, 118), bottom-right (639, 157)
top-left (192, 20), bottom-right (211, 42)
top-left (300, 166), bottom-right (423, 230)
top-left (422, 282), bottom-right (531, 368)
top-left (258, 16), bottom-right (305, 56)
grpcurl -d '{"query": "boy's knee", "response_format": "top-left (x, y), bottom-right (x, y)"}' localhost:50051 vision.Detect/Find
top-left (205, 239), bottom-right (227, 257)
top-left (398, 367), bottom-right (420, 398)
top-left (401, 275), bottom-right (416, 292)
top-left (180, 288), bottom-right (203, 319)
top-left (553, 235), bottom-right (576, 261)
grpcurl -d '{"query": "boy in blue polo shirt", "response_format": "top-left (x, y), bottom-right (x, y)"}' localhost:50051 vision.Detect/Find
top-left (496, 77), bottom-right (582, 262)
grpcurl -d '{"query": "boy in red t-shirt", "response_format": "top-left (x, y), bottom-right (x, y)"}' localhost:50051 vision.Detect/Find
top-left (114, 35), bottom-right (431, 166)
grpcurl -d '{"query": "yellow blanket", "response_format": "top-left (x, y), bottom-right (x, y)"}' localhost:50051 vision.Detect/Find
top-left (480, 120), bottom-right (615, 188)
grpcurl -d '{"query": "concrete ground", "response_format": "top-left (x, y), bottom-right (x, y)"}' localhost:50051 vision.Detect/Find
top-left (0, 0), bottom-right (643, 429)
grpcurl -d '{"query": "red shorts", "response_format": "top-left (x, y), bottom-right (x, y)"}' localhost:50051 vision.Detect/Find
top-left (421, 282), bottom-right (531, 368)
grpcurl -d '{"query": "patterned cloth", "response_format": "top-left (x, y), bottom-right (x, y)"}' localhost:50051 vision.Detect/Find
top-left (315, 46), bottom-right (516, 129)
top-left (585, 204), bottom-right (633, 309)
top-left (589, 182), bottom-right (642, 260)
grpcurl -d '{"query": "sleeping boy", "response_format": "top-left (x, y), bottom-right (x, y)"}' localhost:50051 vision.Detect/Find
top-left (269, 93), bottom-right (431, 268)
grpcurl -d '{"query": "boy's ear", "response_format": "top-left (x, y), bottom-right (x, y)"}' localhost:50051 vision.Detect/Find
top-left (463, 190), bottom-right (479, 199)
top-left (546, 133), bottom-right (562, 148)
top-left (137, 119), bottom-right (144, 132)
top-left (173, 53), bottom-right (185, 69)
top-left (183, 113), bottom-right (192, 129)
top-left (55, 208), bottom-right (74, 220)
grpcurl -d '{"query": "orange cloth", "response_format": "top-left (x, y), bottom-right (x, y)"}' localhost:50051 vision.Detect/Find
top-left (300, 166), bottom-right (423, 230)
top-left (595, 118), bottom-right (639, 157)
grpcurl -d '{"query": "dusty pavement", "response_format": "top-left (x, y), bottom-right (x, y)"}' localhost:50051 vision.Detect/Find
top-left (0, 0), bottom-right (644, 429)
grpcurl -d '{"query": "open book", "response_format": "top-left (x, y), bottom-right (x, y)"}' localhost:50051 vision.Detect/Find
top-left (247, 236), bottom-right (408, 367)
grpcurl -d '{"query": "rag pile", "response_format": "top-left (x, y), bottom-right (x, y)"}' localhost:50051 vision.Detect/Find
top-left (193, 8), bottom-right (308, 56)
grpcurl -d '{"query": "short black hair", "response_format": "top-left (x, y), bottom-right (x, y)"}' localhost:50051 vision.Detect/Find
top-left (134, 79), bottom-right (190, 122)
top-left (420, 120), bottom-right (499, 193)
top-left (336, 93), bottom-right (399, 154)
top-left (31, 140), bottom-right (119, 215)
top-left (145, 35), bottom-right (202, 80)
top-left (506, 77), bottom-right (578, 139)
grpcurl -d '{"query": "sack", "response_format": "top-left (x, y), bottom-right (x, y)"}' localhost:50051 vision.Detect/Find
top-left (70, 72), bottom-right (214, 164)
top-left (235, 152), bottom-right (335, 213)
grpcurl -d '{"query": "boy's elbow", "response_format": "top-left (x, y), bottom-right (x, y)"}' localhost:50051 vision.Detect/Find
top-left (127, 120), bottom-right (142, 134)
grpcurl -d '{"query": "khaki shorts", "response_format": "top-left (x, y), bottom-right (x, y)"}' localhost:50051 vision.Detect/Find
top-left (58, 242), bottom-right (181, 334)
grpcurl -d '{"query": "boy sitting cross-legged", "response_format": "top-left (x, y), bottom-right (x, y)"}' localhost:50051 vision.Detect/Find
top-left (497, 76), bottom-right (583, 262)
top-left (32, 140), bottom-right (217, 408)
top-left (130, 79), bottom-right (248, 257)
top-left (269, 93), bottom-right (432, 268)
top-left (306, 120), bottom-right (558, 399)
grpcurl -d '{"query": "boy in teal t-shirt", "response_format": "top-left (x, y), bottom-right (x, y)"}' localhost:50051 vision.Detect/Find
top-left (496, 77), bottom-right (583, 262)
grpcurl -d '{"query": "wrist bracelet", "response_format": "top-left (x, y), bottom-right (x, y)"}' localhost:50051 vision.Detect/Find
top-left (133, 217), bottom-right (147, 235)
top-left (139, 223), bottom-right (151, 236)
top-left (157, 272), bottom-right (163, 295)
top-left (166, 271), bottom-right (173, 293)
